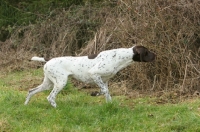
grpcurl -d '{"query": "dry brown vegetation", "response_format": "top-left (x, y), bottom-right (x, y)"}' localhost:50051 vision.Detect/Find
top-left (0, 0), bottom-right (199, 100)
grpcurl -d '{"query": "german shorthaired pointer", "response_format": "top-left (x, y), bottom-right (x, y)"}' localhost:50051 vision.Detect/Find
top-left (25, 45), bottom-right (155, 107)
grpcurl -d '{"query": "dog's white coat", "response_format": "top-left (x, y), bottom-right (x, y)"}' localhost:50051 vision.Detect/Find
top-left (25, 46), bottom-right (137, 107)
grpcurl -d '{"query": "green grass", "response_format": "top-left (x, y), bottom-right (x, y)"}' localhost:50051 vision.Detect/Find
top-left (0, 69), bottom-right (200, 132)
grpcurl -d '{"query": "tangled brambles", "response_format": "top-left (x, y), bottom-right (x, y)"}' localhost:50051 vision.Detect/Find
top-left (0, 0), bottom-right (199, 98)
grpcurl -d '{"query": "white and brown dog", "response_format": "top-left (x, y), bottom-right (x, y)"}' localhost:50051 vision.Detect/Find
top-left (25, 45), bottom-right (155, 107)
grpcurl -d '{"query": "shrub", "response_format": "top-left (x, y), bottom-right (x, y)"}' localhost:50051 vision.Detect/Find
top-left (0, 0), bottom-right (199, 96)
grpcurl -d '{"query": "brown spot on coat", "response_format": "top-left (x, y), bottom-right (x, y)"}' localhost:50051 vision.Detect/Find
top-left (88, 54), bottom-right (99, 59)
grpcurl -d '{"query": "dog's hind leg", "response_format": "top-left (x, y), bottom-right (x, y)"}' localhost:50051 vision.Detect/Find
top-left (24, 76), bottom-right (53, 105)
top-left (46, 75), bottom-right (69, 108)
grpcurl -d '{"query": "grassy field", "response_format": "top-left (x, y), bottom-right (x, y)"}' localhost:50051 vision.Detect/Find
top-left (0, 69), bottom-right (200, 132)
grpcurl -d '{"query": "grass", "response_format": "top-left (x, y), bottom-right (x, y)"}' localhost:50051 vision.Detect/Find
top-left (0, 69), bottom-right (200, 132)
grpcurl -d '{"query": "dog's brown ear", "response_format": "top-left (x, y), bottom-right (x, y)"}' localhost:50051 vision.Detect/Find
top-left (132, 46), bottom-right (146, 62)
top-left (137, 48), bottom-right (146, 62)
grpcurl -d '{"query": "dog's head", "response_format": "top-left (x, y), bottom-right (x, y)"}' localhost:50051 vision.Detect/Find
top-left (132, 46), bottom-right (156, 62)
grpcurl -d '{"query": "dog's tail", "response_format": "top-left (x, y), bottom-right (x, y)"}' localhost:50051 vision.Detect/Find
top-left (31, 56), bottom-right (47, 62)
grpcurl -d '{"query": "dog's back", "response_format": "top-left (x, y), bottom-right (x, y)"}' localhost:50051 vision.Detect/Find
top-left (43, 48), bottom-right (133, 83)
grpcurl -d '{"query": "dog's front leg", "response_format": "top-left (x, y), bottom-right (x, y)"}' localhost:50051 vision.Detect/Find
top-left (89, 74), bottom-right (112, 102)
top-left (103, 82), bottom-right (112, 102)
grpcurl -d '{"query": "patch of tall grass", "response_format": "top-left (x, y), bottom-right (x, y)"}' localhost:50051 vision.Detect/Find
top-left (0, 69), bottom-right (200, 132)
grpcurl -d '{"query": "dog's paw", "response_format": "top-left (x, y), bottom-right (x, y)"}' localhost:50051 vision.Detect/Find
top-left (90, 91), bottom-right (100, 96)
